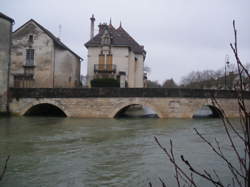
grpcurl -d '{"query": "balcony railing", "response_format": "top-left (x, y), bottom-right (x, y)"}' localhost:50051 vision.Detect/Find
top-left (94, 64), bottom-right (116, 73)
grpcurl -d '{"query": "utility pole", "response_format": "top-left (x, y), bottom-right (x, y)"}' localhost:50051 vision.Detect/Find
top-left (224, 55), bottom-right (230, 89)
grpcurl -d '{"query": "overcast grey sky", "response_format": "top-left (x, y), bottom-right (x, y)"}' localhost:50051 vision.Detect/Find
top-left (1, 0), bottom-right (250, 83)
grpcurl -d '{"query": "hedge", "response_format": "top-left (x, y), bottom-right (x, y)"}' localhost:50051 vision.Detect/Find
top-left (91, 78), bottom-right (120, 87)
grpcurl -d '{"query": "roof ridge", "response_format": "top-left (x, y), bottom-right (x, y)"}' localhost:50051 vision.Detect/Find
top-left (0, 12), bottom-right (14, 23)
top-left (116, 26), bottom-right (141, 46)
top-left (85, 23), bottom-right (146, 55)
top-left (14, 19), bottom-right (82, 60)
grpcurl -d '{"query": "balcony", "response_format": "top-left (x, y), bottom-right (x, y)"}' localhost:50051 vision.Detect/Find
top-left (94, 64), bottom-right (116, 73)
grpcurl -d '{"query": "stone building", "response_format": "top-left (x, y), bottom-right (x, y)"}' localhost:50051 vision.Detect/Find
top-left (0, 12), bottom-right (14, 113)
top-left (85, 15), bottom-right (146, 88)
top-left (11, 19), bottom-right (82, 88)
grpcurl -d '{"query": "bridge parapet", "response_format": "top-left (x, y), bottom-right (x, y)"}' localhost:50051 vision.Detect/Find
top-left (10, 88), bottom-right (250, 99)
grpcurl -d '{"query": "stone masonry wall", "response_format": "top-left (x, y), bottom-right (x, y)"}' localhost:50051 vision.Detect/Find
top-left (9, 88), bottom-right (250, 118)
top-left (0, 17), bottom-right (12, 113)
top-left (11, 21), bottom-right (54, 88)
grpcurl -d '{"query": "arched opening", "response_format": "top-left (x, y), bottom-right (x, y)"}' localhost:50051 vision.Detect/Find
top-left (114, 104), bottom-right (159, 118)
top-left (24, 103), bottom-right (67, 117)
top-left (193, 105), bottom-right (222, 118)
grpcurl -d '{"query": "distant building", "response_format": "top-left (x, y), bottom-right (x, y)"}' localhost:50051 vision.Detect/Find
top-left (0, 12), bottom-right (14, 113)
top-left (85, 15), bottom-right (146, 88)
top-left (10, 19), bottom-right (82, 88)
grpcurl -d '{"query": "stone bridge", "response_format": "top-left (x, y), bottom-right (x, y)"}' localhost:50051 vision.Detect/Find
top-left (9, 88), bottom-right (250, 118)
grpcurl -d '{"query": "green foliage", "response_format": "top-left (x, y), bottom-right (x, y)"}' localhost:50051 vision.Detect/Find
top-left (146, 80), bottom-right (161, 88)
top-left (91, 78), bottom-right (120, 87)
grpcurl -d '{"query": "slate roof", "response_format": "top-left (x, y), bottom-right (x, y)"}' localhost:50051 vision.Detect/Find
top-left (0, 12), bottom-right (14, 23)
top-left (85, 24), bottom-right (146, 55)
top-left (14, 19), bottom-right (82, 60)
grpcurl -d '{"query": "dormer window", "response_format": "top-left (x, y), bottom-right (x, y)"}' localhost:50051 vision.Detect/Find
top-left (101, 30), bottom-right (111, 46)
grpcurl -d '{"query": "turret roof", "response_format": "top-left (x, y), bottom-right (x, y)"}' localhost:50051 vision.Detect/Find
top-left (85, 24), bottom-right (146, 55)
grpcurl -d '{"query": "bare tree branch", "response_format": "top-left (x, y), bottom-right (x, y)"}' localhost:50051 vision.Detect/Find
top-left (0, 155), bottom-right (10, 181)
top-left (152, 20), bottom-right (250, 187)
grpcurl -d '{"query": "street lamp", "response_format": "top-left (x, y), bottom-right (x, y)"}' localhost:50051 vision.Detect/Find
top-left (225, 55), bottom-right (230, 89)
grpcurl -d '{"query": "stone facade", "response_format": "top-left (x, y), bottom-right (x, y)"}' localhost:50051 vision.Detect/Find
top-left (9, 88), bottom-right (250, 118)
top-left (10, 19), bottom-right (82, 88)
top-left (0, 12), bottom-right (14, 113)
top-left (85, 16), bottom-right (146, 88)
top-left (9, 97), bottom-right (250, 118)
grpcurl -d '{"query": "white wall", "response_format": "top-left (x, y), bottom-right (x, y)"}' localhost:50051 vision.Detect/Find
top-left (87, 46), bottom-right (144, 87)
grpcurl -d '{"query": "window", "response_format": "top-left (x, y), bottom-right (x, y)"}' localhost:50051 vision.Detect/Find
top-left (26, 49), bottom-right (34, 66)
top-left (28, 35), bottom-right (33, 43)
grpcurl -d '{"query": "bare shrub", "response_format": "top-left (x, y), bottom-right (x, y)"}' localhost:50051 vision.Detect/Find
top-left (152, 20), bottom-right (250, 187)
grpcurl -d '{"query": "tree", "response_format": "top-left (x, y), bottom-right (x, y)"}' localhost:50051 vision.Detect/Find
top-left (162, 78), bottom-right (178, 88)
top-left (151, 20), bottom-right (250, 186)
top-left (146, 80), bottom-right (162, 88)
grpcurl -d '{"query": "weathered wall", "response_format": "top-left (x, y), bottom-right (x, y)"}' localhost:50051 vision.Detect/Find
top-left (54, 47), bottom-right (80, 88)
top-left (11, 21), bottom-right (54, 88)
top-left (11, 20), bottom-right (81, 88)
top-left (9, 88), bottom-right (250, 118)
top-left (87, 46), bottom-right (144, 87)
top-left (0, 17), bottom-right (12, 112)
top-left (9, 97), bottom-right (250, 118)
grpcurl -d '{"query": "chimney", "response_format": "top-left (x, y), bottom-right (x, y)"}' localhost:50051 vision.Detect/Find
top-left (98, 23), bottom-right (108, 33)
top-left (90, 14), bottom-right (95, 39)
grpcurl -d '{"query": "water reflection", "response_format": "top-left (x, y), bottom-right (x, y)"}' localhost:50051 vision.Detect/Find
top-left (0, 117), bottom-right (242, 187)
top-left (115, 104), bottom-right (158, 118)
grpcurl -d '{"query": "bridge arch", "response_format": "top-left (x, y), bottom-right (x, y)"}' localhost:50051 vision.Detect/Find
top-left (111, 102), bottom-right (163, 118)
top-left (20, 100), bottom-right (70, 117)
top-left (193, 104), bottom-right (223, 118)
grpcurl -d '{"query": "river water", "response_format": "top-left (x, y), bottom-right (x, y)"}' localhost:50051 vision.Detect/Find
top-left (0, 117), bottom-right (243, 187)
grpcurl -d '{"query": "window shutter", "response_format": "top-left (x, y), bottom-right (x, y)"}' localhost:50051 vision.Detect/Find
top-left (107, 54), bottom-right (113, 71)
top-left (99, 54), bottom-right (105, 70)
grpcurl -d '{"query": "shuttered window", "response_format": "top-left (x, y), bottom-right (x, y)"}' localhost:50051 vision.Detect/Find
top-left (107, 54), bottom-right (113, 71)
top-left (98, 54), bottom-right (105, 70)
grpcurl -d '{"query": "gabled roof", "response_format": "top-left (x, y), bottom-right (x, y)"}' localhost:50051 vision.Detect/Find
top-left (14, 19), bottom-right (82, 60)
top-left (85, 24), bottom-right (146, 55)
top-left (0, 12), bottom-right (14, 23)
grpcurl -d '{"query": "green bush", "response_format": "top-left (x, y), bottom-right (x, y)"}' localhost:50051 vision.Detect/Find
top-left (91, 78), bottom-right (120, 87)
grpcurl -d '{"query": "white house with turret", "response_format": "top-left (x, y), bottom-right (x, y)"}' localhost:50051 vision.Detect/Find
top-left (85, 15), bottom-right (146, 88)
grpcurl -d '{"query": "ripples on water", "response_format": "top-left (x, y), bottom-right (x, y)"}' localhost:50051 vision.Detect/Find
top-left (0, 117), bottom-right (243, 187)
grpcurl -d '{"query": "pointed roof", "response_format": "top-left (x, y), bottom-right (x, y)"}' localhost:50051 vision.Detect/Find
top-left (85, 23), bottom-right (146, 55)
top-left (0, 12), bottom-right (14, 23)
top-left (14, 19), bottom-right (82, 60)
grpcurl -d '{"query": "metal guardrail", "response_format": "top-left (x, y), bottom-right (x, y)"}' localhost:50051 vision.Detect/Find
top-left (94, 64), bottom-right (116, 73)
top-left (9, 88), bottom-right (250, 99)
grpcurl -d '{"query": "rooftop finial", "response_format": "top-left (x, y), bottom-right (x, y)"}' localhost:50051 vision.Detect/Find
top-left (90, 14), bottom-right (95, 21)
top-left (119, 21), bottom-right (122, 28)
top-left (109, 18), bottom-right (112, 25)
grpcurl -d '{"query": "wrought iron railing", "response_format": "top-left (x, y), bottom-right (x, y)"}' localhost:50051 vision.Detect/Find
top-left (94, 64), bottom-right (116, 73)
